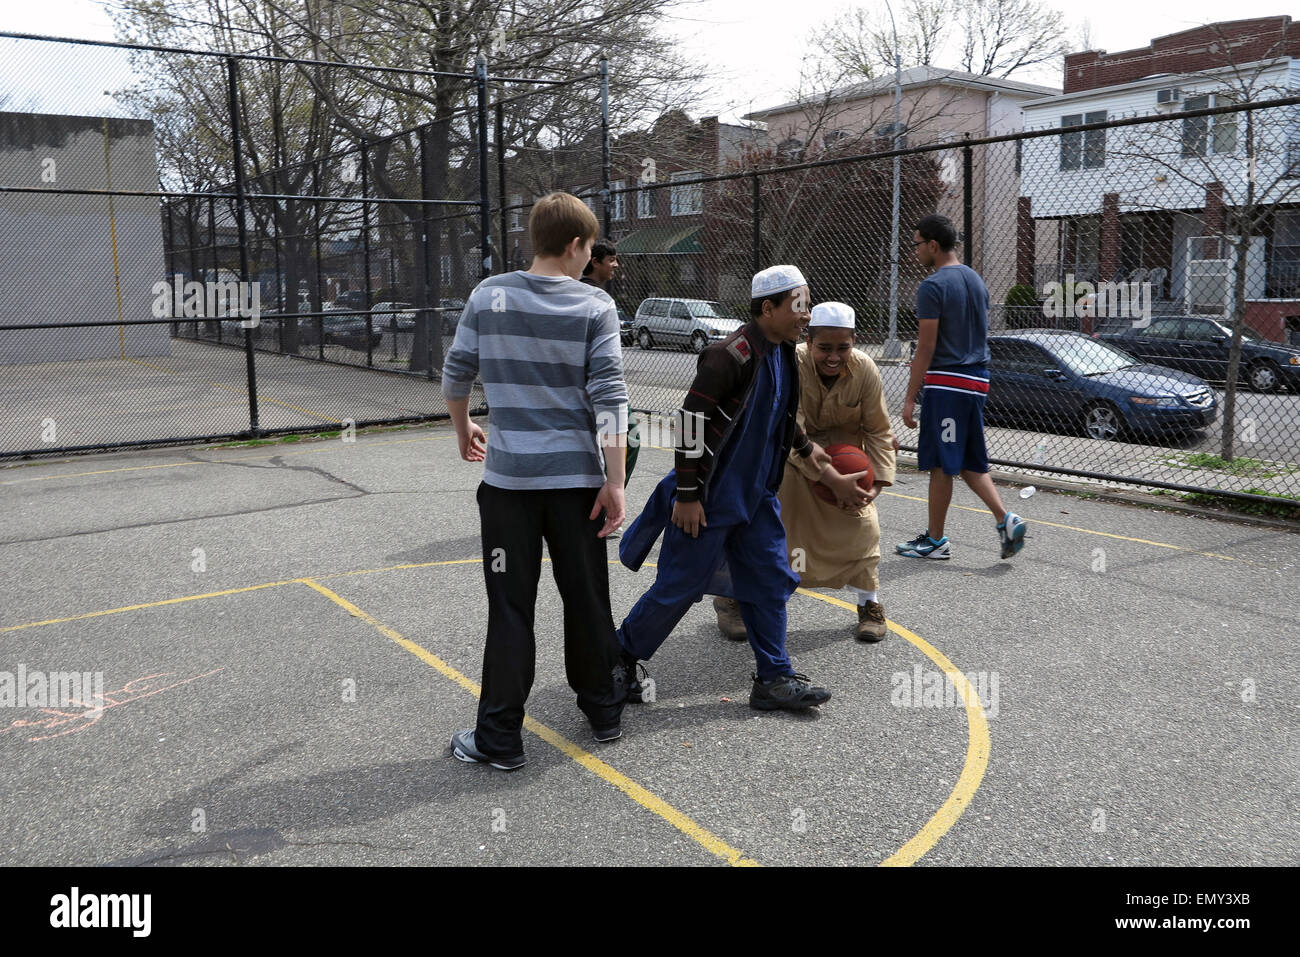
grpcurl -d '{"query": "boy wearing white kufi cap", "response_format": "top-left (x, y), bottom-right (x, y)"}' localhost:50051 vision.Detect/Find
top-left (614, 265), bottom-right (839, 712)
top-left (716, 301), bottom-right (897, 641)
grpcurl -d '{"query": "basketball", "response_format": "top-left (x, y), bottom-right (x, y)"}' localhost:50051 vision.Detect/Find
top-left (811, 443), bottom-right (875, 505)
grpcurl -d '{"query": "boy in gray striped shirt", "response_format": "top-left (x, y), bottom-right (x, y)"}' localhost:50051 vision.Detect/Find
top-left (442, 192), bottom-right (630, 770)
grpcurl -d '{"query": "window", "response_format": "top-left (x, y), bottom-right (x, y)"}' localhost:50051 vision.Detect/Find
top-left (824, 129), bottom-right (851, 149)
top-left (1179, 319), bottom-right (1225, 341)
top-left (611, 180), bottom-right (625, 220)
top-left (1140, 317), bottom-right (1183, 338)
top-left (991, 340), bottom-right (1050, 374)
top-left (1182, 94), bottom-right (1238, 157)
top-left (637, 187), bottom-right (654, 219)
top-left (670, 171), bottom-right (703, 216)
top-left (668, 301), bottom-right (690, 319)
top-left (680, 260), bottom-right (696, 283)
top-left (508, 194), bottom-right (522, 232)
top-left (1060, 111), bottom-right (1107, 170)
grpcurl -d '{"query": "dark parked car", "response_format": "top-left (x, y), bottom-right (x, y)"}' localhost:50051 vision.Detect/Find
top-left (333, 290), bottom-right (368, 311)
top-left (1095, 315), bottom-right (1300, 393)
top-left (985, 330), bottom-right (1217, 442)
top-left (618, 308), bottom-right (635, 345)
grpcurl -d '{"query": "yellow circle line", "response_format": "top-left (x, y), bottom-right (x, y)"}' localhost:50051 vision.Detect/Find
top-left (794, 587), bottom-right (991, 866)
top-left (0, 554), bottom-right (983, 867)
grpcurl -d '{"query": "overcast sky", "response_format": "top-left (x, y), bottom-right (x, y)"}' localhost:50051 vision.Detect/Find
top-left (1, 0), bottom-right (1294, 121)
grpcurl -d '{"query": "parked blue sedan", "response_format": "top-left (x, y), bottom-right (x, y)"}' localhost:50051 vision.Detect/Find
top-left (985, 330), bottom-right (1217, 442)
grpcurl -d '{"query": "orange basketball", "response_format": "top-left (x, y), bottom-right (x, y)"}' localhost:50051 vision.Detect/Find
top-left (811, 443), bottom-right (875, 505)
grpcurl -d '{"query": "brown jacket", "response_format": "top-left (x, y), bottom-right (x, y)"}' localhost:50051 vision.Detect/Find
top-left (674, 321), bottom-right (814, 505)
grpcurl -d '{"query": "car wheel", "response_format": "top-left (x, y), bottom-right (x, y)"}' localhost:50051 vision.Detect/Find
top-left (1081, 401), bottom-right (1124, 442)
top-left (690, 332), bottom-right (708, 354)
top-left (638, 328), bottom-right (654, 350)
top-left (1247, 360), bottom-right (1280, 393)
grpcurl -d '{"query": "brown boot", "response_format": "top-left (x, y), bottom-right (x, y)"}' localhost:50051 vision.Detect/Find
top-left (713, 596), bottom-right (748, 641)
top-left (856, 600), bottom-right (888, 642)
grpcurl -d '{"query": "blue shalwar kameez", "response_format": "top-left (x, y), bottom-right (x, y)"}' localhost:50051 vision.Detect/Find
top-left (617, 340), bottom-right (800, 681)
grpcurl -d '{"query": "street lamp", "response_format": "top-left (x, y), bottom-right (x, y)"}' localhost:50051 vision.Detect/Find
top-left (883, 0), bottom-right (905, 359)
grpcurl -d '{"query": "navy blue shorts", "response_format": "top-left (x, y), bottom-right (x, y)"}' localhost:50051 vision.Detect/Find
top-left (916, 373), bottom-right (990, 475)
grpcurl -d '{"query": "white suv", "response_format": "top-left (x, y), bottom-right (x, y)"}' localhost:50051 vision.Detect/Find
top-left (634, 298), bottom-right (742, 353)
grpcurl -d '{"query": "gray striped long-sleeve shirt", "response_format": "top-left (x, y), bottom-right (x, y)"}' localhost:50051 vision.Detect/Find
top-left (441, 270), bottom-right (629, 490)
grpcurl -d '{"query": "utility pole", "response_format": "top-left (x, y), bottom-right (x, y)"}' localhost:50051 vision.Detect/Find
top-left (883, 0), bottom-right (904, 359)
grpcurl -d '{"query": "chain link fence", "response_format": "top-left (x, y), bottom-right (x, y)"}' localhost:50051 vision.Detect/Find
top-left (0, 32), bottom-right (608, 458)
top-left (595, 98), bottom-right (1300, 506)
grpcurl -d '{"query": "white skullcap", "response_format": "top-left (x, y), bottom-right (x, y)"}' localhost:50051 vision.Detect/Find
top-left (751, 264), bottom-right (807, 298)
top-left (809, 301), bottom-right (855, 329)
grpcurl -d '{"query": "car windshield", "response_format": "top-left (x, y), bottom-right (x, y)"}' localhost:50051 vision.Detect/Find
top-left (1045, 337), bottom-right (1139, 376)
top-left (687, 301), bottom-right (727, 318)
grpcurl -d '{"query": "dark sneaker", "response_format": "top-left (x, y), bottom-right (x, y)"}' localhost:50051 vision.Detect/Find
top-left (619, 651), bottom-right (651, 704)
top-left (997, 512), bottom-right (1027, 559)
top-left (749, 672), bottom-right (832, 711)
top-left (450, 729), bottom-right (525, 771)
top-left (592, 723), bottom-right (622, 743)
top-left (856, 600), bottom-right (888, 642)
top-left (896, 530), bottom-right (950, 559)
top-left (713, 596), bottom-right (748, 641)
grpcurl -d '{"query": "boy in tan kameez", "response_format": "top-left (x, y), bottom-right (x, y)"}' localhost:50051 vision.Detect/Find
top-left (714, 301), bottom-right (896, 641)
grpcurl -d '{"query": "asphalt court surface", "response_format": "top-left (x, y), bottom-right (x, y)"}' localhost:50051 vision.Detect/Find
top-left (1, 422), bottom-right (1297, 866)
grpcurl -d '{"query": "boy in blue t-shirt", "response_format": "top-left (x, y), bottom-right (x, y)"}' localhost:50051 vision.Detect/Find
top-left (896, 215), bottom-right (1027, 561)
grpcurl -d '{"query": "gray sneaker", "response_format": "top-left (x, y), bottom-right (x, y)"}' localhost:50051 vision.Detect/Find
top-left (450, 729), bottom-right (525, 771)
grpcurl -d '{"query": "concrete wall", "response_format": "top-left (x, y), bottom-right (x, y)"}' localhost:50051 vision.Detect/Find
top-left (0, 112), bottom-right (168, 365)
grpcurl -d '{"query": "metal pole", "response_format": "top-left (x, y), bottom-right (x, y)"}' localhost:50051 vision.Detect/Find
top-left (419, 124), bottom-right (436, 379)
top-left (165, 199), bottom-right (178, 337)
top-left (496, 100), bottom-right (508, 273)
top-left (962, 132), bottom-right (974, 269)
top-left (600, 56), bottom-right (612, 238)
top-left (361, 138), bottom-right (374, 366)
top-left (313, 160), bottom-right (324, 361)
top-left (206, 195), bottom-right (216, 341)
top-left (751, 172), bottom-right (762, 273)
top-left (227, 56), bottom-right (260, 433)
top-left (884, 0), bottom-right (903, 358)
top-left (476, 53), bottom-right (492, 279)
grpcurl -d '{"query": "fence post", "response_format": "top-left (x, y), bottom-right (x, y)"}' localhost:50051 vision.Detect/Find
top-left (476, 53), bottom-right (492, 279)
top-left (963, 132), bottom-right (974, 271)
top-left (751, 172), bottom-right (761, 274)
top-left (419, 124), bottom-right (436, 379)
top-left (207, 195), bottom-right (217, 341)
top-left (361, 138), bottom-right (374, 367)
top-left (226, 56), bottom-right (260, 434)
top-left (313, 160), bottom-right (324, 361)
top-left (600, 56), bottom-right (612, 239)
top-left (496, 100), bottom-right (508, 273)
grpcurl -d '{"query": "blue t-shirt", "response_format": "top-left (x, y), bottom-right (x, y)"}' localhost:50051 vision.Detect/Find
top-left (915, 264), bottom-right (991, 370)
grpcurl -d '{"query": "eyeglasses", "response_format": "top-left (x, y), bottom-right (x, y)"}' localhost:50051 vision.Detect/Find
top-left (910, 240), bottom-right (927, 248)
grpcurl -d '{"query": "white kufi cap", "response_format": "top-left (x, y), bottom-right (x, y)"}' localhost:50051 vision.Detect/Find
top-left (808, 302), bottom-right (855, 329)
top-left (751, 264), bottom-right (807, 298)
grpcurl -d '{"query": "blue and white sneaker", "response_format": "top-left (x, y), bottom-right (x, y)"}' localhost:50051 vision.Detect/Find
top-left (997, 512), bottom-right (1027, 559)
top-left (896, 531), bottom-right (951, 559)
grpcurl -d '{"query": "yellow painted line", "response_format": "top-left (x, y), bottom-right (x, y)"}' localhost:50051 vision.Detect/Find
top-left (881, 489), bottom-right (1238, 562)
top-left (300, 577), bottom-right (758, 867)
top-left (796, 588), bottom-right (991, 867)
top-left (0, 579), bottom-right (302, 634)
top-left (0, 434), bottom-right (455, 485)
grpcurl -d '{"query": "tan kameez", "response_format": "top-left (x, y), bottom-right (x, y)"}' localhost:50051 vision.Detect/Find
top-left (779, 343), bottom-right (897, 591)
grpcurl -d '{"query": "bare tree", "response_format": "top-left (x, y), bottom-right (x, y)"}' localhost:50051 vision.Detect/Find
top-left (955, 0), bottom-right (1069, 78)
top-left (1105, 23), bottom-right (1300, 461)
